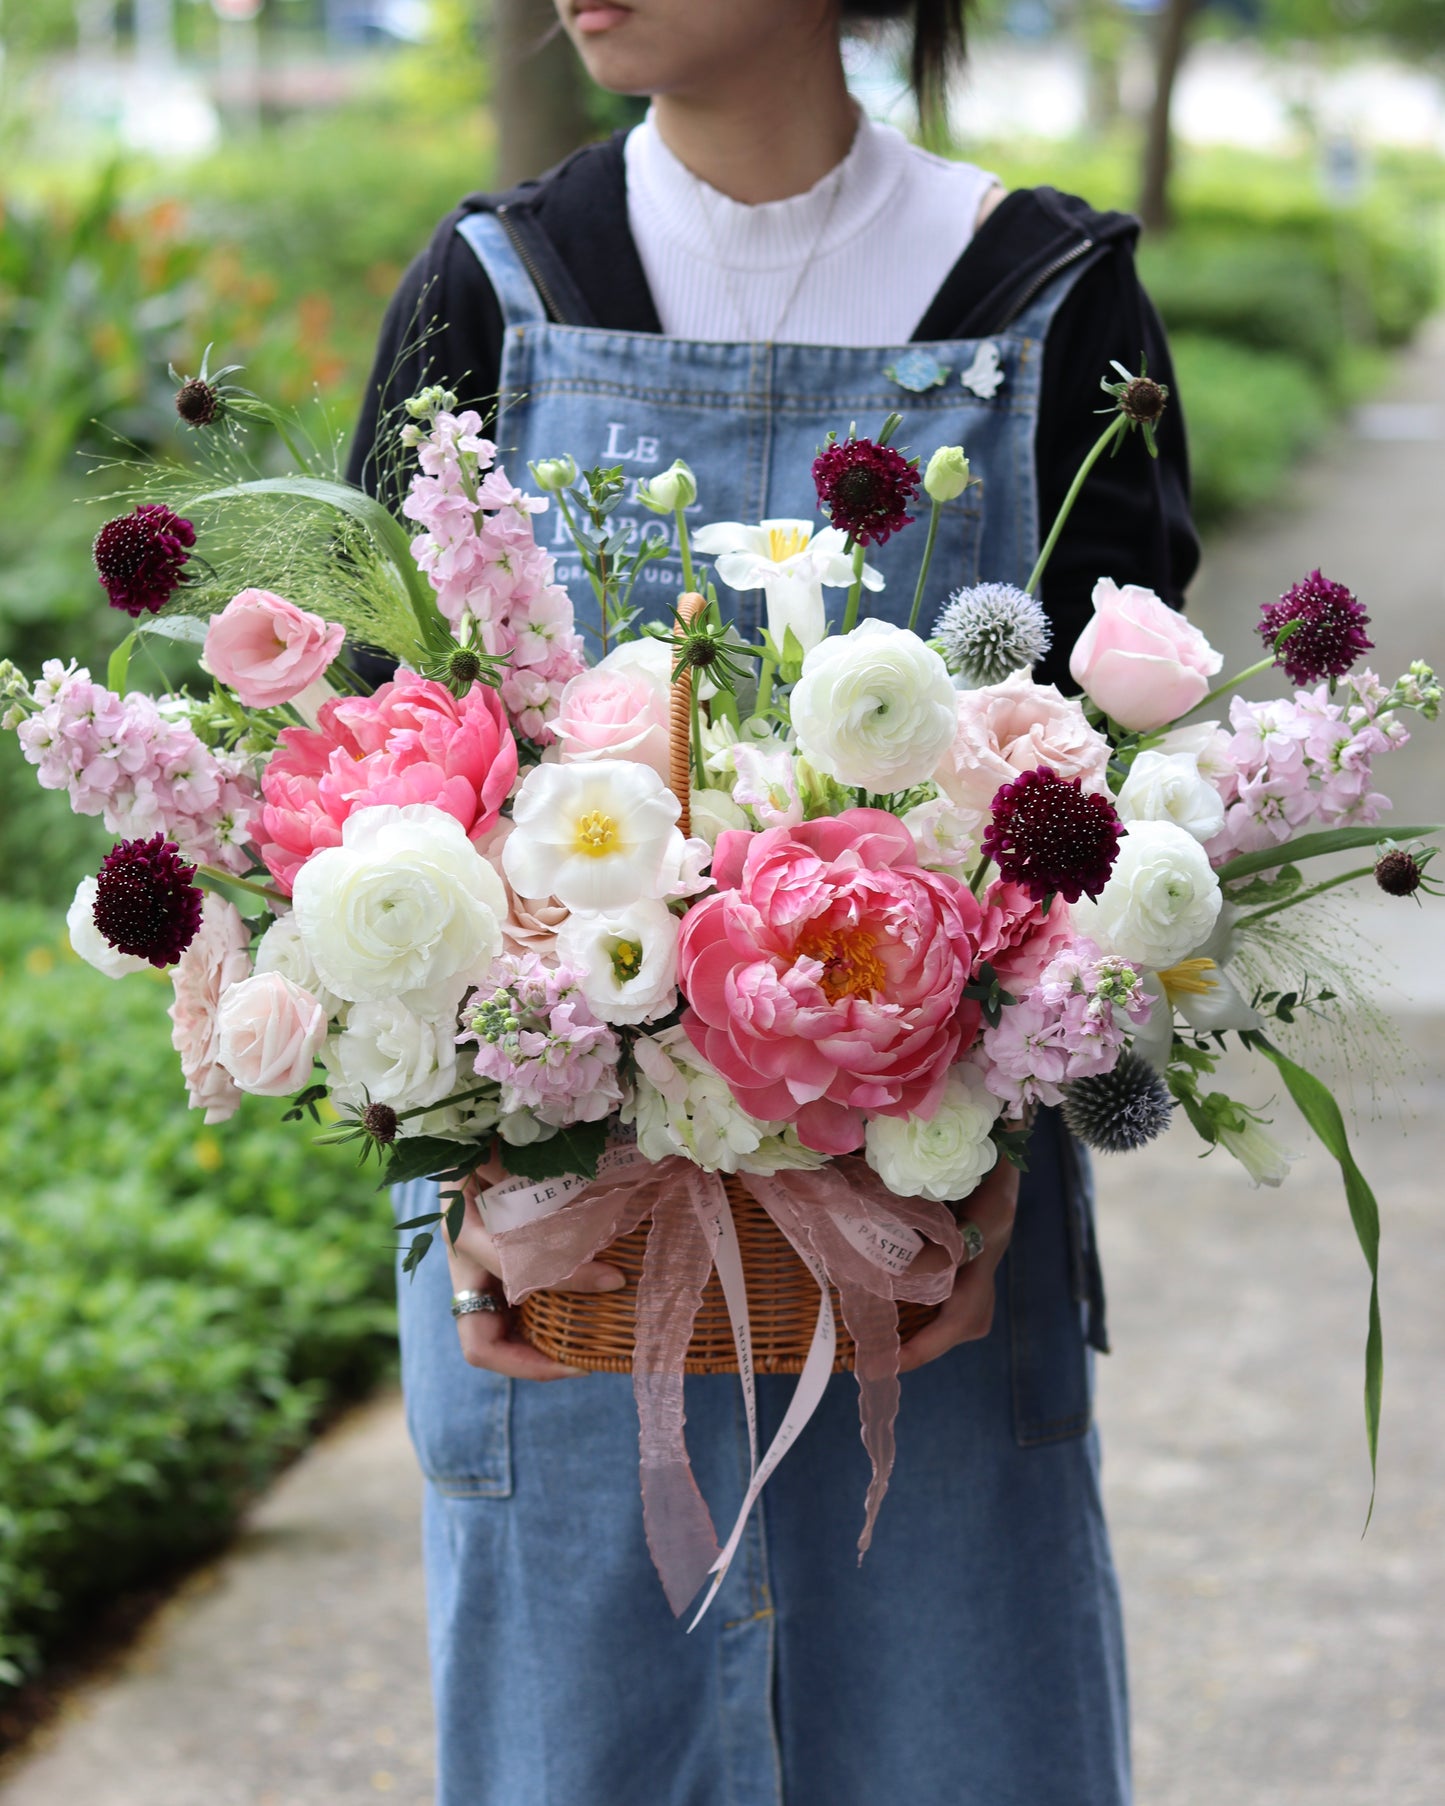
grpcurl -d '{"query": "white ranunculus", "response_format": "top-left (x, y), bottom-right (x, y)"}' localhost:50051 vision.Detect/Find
top-left (293, 803), bottom-right (506, 1007)
top-left (688, 786), bottom-right (749, 846)
top-left (1071, 819), bottom-right (1222, 970)
top-left (693, 519), bottom-right (881, 657)
top-left (322, 997), bottom-right (466, 1133)
top-left (554, 897), bottom-right (680, 1026)
top-left (252, 911), bottom-right (343, 1017)
top-left (1153, 718), bottom-right (1234, 788)
top-left (864, 1064), bottom-right (1002, 1202)
top-left (66, 876), bottom-right (150, 978)
top-left (625, 1026), bottom-right (825, 1175)
top-left (1217, 1117), bottom-right (1296, 1187)
top-left (504, 759), bottom-right (683, 912)
top-left (790, 619), bottom-right (958, 792)
top-left (1115, 748), bottom-right (1226, 844)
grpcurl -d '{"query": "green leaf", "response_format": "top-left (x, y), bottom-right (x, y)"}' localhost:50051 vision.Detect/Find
top-left (106, 631), bottom-right (137, 696)
top-left (400, 1232), bottom-right (434, 1277)
top-left (378, 1136), bottom-right (478, 1192)
top-left (444, 1189), bottom-right (467, 1247)
top-left (142, 614), bottom-right (210, 646)
top-left (393, 1211), bottom-right (443, 1232)
top-left (1246, 1032), bottom-right (1382, 1525)
top-left (1218, 826), bottom-right (1442, 884)
top-left (500, 1120), bottom-right (607, 1183)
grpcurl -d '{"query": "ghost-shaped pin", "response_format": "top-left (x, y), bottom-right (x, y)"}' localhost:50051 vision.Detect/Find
top-left (961, 341), bottom-right (1005, 400)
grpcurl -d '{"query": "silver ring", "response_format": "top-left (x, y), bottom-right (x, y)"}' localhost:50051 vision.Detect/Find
top-left (451, 1289), bottom-right (505, 1319)
top-left (959, 1220), bottom-right (986, 1263)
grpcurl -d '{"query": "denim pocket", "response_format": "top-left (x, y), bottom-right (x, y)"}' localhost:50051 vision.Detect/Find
top-left (1005, 1110), bottom-right (1093, 1449)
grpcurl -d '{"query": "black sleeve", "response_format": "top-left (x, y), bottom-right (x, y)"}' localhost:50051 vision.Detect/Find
top-left (1032, 244), bottom-right (1199, 692)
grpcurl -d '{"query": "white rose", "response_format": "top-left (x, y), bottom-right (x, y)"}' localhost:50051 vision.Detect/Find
top-left (1072, 820), bottom-right (1222, 970)
top-left (66, 876), bottom-right (149, 978)
top-left (252, 912), bottom-right (342, 1017)
top-left (790, 619), bottom-right (958, 793)
top-left (625, 1026), bottom-right (825, 1175)
top-left (1115, 749), bottom-right (1226, 844)
top-left (554, 897), bottom-right (680, 1026)
top-left (293, 803), bottom-right (506, 1007)
top-left (216, 971), bottom-right (328, 1096)
top-left (323, 997), bottom-right (461, 1120)
top-left (864, 1064), bottom-right (1002, 1202)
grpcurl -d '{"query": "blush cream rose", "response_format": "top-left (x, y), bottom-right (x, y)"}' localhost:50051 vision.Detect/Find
top-left (1069, 579), bottom-right (1222, 733)
top-left (216, 971), bottom-right (328, 1096)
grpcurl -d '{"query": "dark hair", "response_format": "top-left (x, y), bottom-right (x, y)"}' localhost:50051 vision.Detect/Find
top-left (841, 1), bottom-right (969, 129)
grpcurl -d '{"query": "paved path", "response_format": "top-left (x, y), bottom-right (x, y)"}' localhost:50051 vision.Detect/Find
top-left (3, 333), bottom-right (1444, 1806)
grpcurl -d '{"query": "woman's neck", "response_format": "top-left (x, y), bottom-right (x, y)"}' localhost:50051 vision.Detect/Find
top-left (651, 47), bottom-right (856, 204)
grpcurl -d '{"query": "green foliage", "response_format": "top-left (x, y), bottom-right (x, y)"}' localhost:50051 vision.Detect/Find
top-left (0, 903), bottom-right (396, 1690)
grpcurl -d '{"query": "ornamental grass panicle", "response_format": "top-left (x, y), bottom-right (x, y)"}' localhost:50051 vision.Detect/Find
top-left (933, 582), bottom-right (1053, 686)
top-left (1257, 570), bottom-right (1373, 687)
top-left (981, 766), bottom-right (1124, 904)
top-left (92, 504), bottom-right (196, 617)
top-left (811, 434), bottom-right (921, 547)
top-left (463, 954), bottom-right (624, 1126)
top-left (92, 833), bottom-right (205, 967)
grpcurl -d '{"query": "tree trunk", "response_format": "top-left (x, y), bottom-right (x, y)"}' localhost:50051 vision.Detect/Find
top-left (1137, 0), bottom-right (1193, 236)
top-left (491, 0), bottom-right (592, 189)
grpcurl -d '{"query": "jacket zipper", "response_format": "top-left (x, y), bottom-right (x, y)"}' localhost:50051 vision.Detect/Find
top-left (495, 203), bottom-right (570, 324)
top-left (999, 237), bottom-right (1095, 327)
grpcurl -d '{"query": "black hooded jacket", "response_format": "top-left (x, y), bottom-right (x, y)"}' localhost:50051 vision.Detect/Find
top-left (346, 133), bottom-right (1199, 688)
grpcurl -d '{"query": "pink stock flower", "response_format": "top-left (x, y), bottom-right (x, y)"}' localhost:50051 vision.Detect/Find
top-left (934, 669), bottom-right (1112, 827)
top-left (168, 893), bottom-right (252, 1123)
top-left (978, 939), bottom-right (1149, 1110)
top-left (676, 809), bottom-right (985, 1156)
top-left (256, 670), bottom-right (517, 894)
top-left (1069, 579), bottom-right (1222, 732)
top-left (203, 589), bottom-right (345, 710)
top-left (462, 953), bottom-right (623, 1125)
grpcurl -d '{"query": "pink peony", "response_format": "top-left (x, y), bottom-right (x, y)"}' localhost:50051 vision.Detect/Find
top-left (934, 669), bottom-right (1112, 825)
top-left (168, 893), bottom-right (252, 1123)
top-left (203, 589), bottom-right (345, 710)
top-left (256, 670), bottom-right (517, 893)
top-left (676, 809), bottom-right (984, 1156)
top-left (975, 880), bottom-right (1076, 993)
top-left (1069, 579), bottom-right (1222, 733)
top-left (552, 660), bottom-right (671, 778)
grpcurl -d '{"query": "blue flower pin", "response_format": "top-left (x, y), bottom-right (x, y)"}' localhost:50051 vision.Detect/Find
top-left (883, 350), bottom-right (950, 393)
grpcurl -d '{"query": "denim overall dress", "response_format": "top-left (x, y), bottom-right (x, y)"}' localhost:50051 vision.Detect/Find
top-left (394, 212), bottom-right (1131, 1806)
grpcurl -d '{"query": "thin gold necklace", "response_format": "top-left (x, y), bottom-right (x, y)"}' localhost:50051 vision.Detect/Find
top-left (689, 159), bottom-right (848, 344)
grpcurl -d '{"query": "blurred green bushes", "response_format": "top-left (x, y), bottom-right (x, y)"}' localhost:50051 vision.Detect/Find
top-left (0, 902), bottom-right (395, 1691)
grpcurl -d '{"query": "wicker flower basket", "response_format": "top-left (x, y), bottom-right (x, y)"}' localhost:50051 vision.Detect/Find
top-left (515, 596), bottom-right (940, 1376)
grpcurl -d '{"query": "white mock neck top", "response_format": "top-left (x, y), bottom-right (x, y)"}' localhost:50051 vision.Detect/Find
top-left (623, 108), bottom-right (997, 348)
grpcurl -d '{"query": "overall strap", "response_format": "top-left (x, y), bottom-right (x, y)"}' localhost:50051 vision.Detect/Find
top-left (455, 210), bottom-right (549, 329)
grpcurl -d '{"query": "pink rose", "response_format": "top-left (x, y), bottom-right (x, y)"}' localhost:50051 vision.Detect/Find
top-left (168, 894), bottom-right (252, 1123)
top-left (974, 880), bottom-right (1075, 993)
top-left (216, 970), bottom-right (328, 1096)
top-left (1069, 579), bottom-right (1222, 732)
top-left (935, 670), bottom-right (1112, 824)
top-left (553, 655), bottom-right (670, 778)
top-left (204, 589), bottom-right (345, 710)
top-left (256, 670), bottom-right (518, 894)
top-left (475, 819), bottom-right (570, 958)
top-left (677, 809), bottom-right (984, 1156)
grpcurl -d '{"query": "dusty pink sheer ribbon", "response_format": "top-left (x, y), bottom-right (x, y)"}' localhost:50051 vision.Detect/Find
top-left (489, 1154), bottom-right (964, 1624)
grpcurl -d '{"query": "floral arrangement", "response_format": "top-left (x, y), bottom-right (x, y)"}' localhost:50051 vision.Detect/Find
top-left (4, 360), bottom-right (1437, 1610)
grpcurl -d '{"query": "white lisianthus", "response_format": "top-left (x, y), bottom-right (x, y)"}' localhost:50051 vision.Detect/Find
top-left (66, 876), bottom-right (149, 977)
top-left (901, 794), bottom-right (981, 878)
top-left (1217, 1116), bottom-right (1296, 1187)
top-left (252, 911), bottom-right (343, 1017)
top-left (693, 518), bottom-right (881, 657)
top-left (636, 458), bottom-right (697, 512)
top-left (554, 897), bottom-right (680, 1026)
top-left (293, 803), bottom-right (506, 1008)
top-left (625, 1026), bottom-right (826, 1175)
top-left (503, 758), bottom-right (683, 912)
top-left (923, 444), bottom-right (973, 503)
top-left (688, 786), bottom-right (749, 846)
top-left (1116, 748), bottom-right (1226, 844)
top-left (790, 619), bottom-right (958, 792)
top-left (732, 741), bottom-right (804, 829)
top-left (864, 1064), bottom-right (1002, 1202)
top-left (1072, 820), bottom-right (1222, 969)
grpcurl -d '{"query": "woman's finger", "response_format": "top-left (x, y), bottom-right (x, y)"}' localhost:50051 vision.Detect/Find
top-left (450, 1188), bottom-right (626, 1293)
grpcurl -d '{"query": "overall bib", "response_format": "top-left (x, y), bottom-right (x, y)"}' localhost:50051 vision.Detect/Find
top-left (395, 215), bottom-right (1131, 1806)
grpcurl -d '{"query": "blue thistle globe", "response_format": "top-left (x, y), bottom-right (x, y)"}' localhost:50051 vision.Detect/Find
top-left (1062, 1052), bottom-right (1174, 1154)
top-left (933, 583), bottom-right (1052, 686)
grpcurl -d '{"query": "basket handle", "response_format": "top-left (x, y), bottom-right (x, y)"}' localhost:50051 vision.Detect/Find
top-left (669, 591), bottom-right (707, 837)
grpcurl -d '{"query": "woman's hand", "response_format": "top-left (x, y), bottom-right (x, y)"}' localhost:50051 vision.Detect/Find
top-left (898, 1152), bottom-right (1021, 1374)
top-left (444, 1165), bottom-right (624, 1381)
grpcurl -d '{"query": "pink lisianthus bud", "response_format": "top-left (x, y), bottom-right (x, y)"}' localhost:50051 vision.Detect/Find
top-left (204, 589), bottom-right (346, 710)
top-left (1069, 579), bottom-right (1222, 732)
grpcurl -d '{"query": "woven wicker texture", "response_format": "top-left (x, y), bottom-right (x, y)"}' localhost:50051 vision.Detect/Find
top-left (517, 1176), bottom-right (940, 1374)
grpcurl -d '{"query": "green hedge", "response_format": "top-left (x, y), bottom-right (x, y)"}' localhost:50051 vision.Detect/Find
top-left (0, 903), bottom-right (397, 1691)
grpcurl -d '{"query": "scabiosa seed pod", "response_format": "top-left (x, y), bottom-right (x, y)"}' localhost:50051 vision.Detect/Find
top-left (981, 765), bottom-right (1123, 904)
top-left (812, 436), bottom-right (922, 547)
top-left (361, 1101), bottom-right (400, 1146)
top-left (448, 648), bottom-right (483, 688)
top-left (1375, 848), bottom-right (1423, 897)
top-left (1117, 376), bottom-right (1167, 425)
top-left (92, 833), bottom-right (204, 967)
top-left (92, 504), bottom-right (196, 617)
top-left (1062, 1052), bottom-right (1175, 1153)
top-left (934, 582), bottom-right (1053, 685)
top-left (175, 376), bottom-right (223, 427)
top-left (1257, 569), bottom-right (1373, 687)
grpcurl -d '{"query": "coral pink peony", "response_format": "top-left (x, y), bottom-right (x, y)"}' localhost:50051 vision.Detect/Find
top-left (204, 589), bottom-right (345, 710)
top-left (676, 809), bottom-right (984, 1156)
top-left (256, 670), bottom-right (517, 893)
top-left (935, 669), bottom-right (1112, 827)
top-left (1069, 578), bottom-right (1222, 732)
top-left (975, 879), bottom-right (1076, 993)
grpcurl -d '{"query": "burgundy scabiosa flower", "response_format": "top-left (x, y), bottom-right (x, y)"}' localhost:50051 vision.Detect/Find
top-left (812, 436), bottom-right (922, 547)
top-left (92, 504), bottom-right (196, 617)
top-left (92, 833), bottom-right (205, 967)
top-left (981, 766), bottom-right (1124, 904)
top-left (1257, 569), bottom-right (1373, 687)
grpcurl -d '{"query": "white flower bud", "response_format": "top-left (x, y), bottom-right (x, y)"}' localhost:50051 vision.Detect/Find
top-left (531, 455), bottom-right (578, 493)
top-left (923, 444), bottom-right (973, 503)
top-left (637, 459), bottom-right (698, 513)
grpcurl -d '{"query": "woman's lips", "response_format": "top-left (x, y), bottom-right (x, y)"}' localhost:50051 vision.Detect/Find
top-left (574, 4), bottom-right (631, 31)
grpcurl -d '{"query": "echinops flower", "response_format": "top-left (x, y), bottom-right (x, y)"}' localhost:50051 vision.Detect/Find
top-left (933, 583), bottom-right (1052, 687)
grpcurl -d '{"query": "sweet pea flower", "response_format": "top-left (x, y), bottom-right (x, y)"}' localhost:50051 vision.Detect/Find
top-left (203, 589), bottom-right (345, 711)
top-left (693, 518), bottom-right (880, 656)
top-left (1069, 579), bottom-right (1222, 732)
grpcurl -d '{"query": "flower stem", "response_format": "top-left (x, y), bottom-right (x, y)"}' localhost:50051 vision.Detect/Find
top-left (674, 502), bottom-right (695, 593)
top-left (908, 499), bottom-right (942, 636)
top-left (756, 658), bottom-right (776, 716)
top-left (690, 670), bottom-right (706, 791)
top-left (1024, 413), bottom-right (1127, 598)
top-left (841, 542), bottom-right (867, 634)
top-left (196, 865), bottom-right (287, 905)
top-left (969, 853), bottom-right (993, 896)
top-left (1189, 655), bottom-right (1279, 717)
top-left (1235, 865), bottom-right (1376, 928)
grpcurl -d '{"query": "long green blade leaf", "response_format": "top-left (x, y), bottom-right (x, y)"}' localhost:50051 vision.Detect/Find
top-left (106, 631), bottom-right (136, 696)
top-left (1219, 826), bottom-right (1441, 884)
